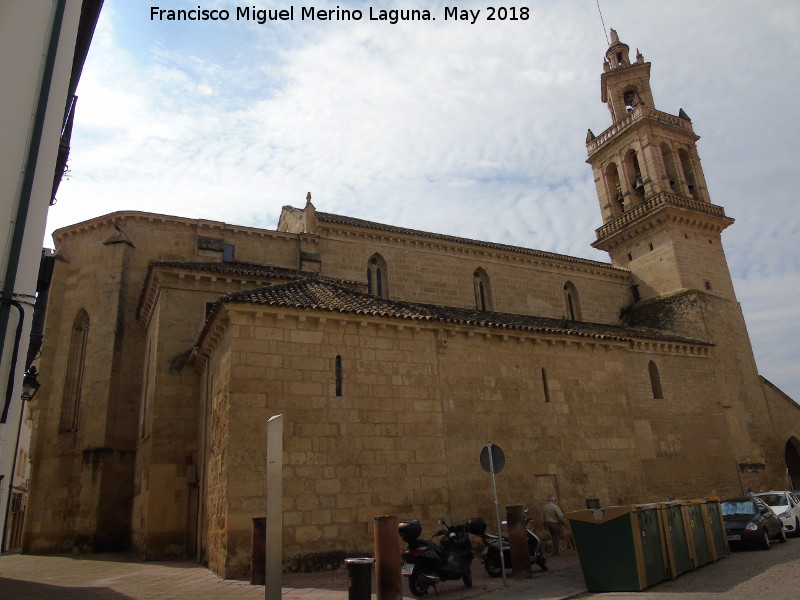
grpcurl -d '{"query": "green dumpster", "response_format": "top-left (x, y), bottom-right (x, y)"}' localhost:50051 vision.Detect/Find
top-left (660, 501), bottom-right (693, 579)
top-left (567, 504), bottom-right (668, 592)
top-left (683, 500), bottom-right (711, 568)
top-left (702, 497), bottom-right (730, 561)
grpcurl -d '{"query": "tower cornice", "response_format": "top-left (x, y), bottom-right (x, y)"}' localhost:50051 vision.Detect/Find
top-left (592, 192), bottom-right (734, 252)
top-left (586, 104), bottom-right (696, 158)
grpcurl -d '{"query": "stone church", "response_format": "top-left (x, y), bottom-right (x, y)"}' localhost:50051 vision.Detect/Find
top-left (22, 31), bottom-right (800, 578)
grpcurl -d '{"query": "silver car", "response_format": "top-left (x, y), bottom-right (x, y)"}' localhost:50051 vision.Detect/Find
top-left (756, 491), bottom-right (800, 537)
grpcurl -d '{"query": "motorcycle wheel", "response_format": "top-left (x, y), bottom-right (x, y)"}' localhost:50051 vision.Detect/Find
top-left (462, 572), bottom-right (472, 588)
top-left (483, 552), bottom-right (503, 578)
top-left (536, 555), bottom-right (549, 572)
top-left (408, 570), bottom-right (429, 597)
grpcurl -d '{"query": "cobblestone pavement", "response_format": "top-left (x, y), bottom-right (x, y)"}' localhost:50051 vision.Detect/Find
top-left (0, 551), bottom-right (584, 600)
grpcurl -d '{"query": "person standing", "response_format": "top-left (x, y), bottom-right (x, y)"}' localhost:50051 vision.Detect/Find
top-left (543, 494), bottom-right (566, 556)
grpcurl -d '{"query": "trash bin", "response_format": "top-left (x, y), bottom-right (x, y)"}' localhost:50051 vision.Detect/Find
top-left (660, 501), bottom-right (693, 579)
top-left (567, 504), bottom-right (667, 592)
top-left (345, 558), bottom-right (375, 600)
top-left (702, 497), bottom-right (730, 561)
top-left (683, 500), bottom-right (711, 568)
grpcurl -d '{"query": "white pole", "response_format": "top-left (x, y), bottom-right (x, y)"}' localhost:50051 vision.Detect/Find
top-left (265, 414), bottom-right (283, 600)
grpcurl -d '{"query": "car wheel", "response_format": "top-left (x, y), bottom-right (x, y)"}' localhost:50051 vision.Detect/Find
top-left (795, 518), bottom-right (800, 538)
top-left (778, 526), bottom-right (787, 543)
top-left (761, 529), bottom-right (771, 550)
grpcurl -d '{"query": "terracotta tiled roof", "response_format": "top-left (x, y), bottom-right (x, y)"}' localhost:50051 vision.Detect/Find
top-left (137, 260), bottom-right (360, 320)
top-left (315, 211), bottom-right (622, 271)
top-left (214, 279), bottom-right (708, 346)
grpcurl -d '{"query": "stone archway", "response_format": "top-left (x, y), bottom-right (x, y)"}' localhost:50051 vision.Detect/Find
top-left (785, 438), bottom-right (800, 490)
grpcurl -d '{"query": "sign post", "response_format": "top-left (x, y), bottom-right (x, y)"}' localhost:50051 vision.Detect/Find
top-left (265, 414), bottom-right (283, 600)
top-left (480, 442), bottom-right (507, 588)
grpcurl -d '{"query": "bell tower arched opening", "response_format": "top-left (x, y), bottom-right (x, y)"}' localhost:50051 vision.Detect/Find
top-left (624, 149), bottom-right (645, 203)
top-left (660, 143), bottom-right (681, 195)
top-left (678, 148), bottom-right (700, 202)
top-left (604, 163), bottom-right (624, 217)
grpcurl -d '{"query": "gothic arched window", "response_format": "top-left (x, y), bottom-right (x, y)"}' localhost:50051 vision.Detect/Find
top-left (648, 360), bottom-right (664, 400)
top-left (367, 253), bottom-right (388, 298)
top-left (59, 309), bottom-right (89, 432)
top-left (473, 268), bottom-right (493, 311)
top-left (563, 281), bottom-right (582, 322)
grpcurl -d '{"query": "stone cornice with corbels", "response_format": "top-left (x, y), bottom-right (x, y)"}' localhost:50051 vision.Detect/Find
top-left (586, 105), bottom-right (698, 158)
top-left (592, 193), bottom-right (734, 252)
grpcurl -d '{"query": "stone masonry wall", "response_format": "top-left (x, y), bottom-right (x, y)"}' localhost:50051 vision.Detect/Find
top-left (314, 225), bottom-right (631, 325)
top-left (199, 303), bottom-right (742, 578)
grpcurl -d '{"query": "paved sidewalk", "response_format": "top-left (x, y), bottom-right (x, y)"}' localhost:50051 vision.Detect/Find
top-left (0, 551), bottom-right (586, 600)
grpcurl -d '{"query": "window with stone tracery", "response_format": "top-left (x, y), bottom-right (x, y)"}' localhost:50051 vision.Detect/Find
top-left (367, 253), bottom-right (388, 298)
top-left (563, 281), bottom-right (582, 322)
top-left (473, 268), bottom-right (493, 311)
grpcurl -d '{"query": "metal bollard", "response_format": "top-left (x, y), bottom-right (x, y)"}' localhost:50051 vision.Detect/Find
top-left (345, 558), bottom-right (375, 600)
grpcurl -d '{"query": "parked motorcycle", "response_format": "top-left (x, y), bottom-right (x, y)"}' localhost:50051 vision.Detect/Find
top-left (481, 508), bottom-right (548, 576)
top-left (399, 517), bottom-right (486, 597)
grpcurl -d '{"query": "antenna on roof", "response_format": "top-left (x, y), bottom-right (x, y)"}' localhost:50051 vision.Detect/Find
top-left (595, 0), bottom-right (610, 45)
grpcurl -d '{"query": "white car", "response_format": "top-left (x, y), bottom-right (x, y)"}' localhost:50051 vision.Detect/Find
top-left (756, 491), bottom-right (800, 537)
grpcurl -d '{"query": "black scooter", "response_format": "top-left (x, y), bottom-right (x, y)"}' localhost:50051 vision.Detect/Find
top-left (481, 508), bottom-right (547, 576)
top-left (399, 517), bottom-right (486, 597)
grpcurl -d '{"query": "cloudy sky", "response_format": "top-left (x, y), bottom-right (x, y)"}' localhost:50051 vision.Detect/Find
top-left (51, 0), bottom-right (799, 400)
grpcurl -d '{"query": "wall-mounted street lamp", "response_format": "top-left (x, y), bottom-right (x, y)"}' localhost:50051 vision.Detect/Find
top-left (21, 366), bottom-right (40, 402)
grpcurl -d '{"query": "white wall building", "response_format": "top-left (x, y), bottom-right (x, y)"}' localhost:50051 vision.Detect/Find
top-left (0, 0), bottom-right (102, 552)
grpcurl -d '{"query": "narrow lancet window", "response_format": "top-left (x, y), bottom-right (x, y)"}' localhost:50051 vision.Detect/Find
top-left (542, 368), bottom-right (551, 403)
top-left (648, 360), bottom-right (664, 400)
top-left (473, 268), bottom-right (493, 311)
top-left (59, 309), bottom-right (89, 432)
top-left (563, 281), bottom-right (582, 322)
top-left (367, 254), bottom-right (388, 297)
top-left (335, 355), bottom-right (343, 397)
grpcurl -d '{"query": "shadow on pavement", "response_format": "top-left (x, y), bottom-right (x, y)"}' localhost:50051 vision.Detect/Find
top-left (0, 578), bottom-right (134, 599)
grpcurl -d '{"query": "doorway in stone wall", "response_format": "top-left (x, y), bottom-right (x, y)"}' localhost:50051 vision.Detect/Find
top-left (785, 438), bottom-right (800, 490)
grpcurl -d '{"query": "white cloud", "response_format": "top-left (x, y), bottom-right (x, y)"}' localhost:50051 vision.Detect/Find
top-left (49, 0), bottom-right (800, 400)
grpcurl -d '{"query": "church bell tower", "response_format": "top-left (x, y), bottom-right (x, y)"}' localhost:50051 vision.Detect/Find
top-left (586, 30), bottom-right (736, 304)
